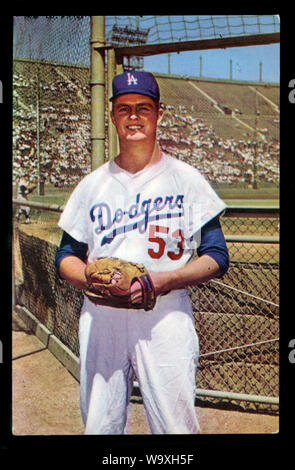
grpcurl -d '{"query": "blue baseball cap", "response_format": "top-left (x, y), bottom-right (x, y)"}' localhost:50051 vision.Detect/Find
top-left (110, 71), bottom-right (160, 102)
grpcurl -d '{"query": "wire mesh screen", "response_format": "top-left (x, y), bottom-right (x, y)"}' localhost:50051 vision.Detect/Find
top-left (13, 16), bottom-right (90, 65)
top-left (15, 228), bottom-right (83, 356)
top-left (192, 226), bottom-right (279, 412)
top-left (196, 210), bottom-right (279, 412)
top-left (105, 15), bottom-right (280, 45)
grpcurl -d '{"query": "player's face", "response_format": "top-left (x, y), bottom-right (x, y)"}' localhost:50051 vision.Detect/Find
top-left (111, 94), bottom-right (163, 143)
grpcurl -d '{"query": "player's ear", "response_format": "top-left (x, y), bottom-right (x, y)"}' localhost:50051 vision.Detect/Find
top-left (110, 109), bottom-right (116, 126)
top-left (157, 103), bottom-right (164, 123)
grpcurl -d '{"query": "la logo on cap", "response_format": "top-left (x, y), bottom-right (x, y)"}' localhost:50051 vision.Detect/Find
top-left (110, 71), bottom-right (160, 101)
top-left (127, 73), bottom-right (138, 86)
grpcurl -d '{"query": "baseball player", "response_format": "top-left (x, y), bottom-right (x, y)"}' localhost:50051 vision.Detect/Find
top-left (15, 174), bottom-right (35, 223)
top-left (55, 71), bottom-right (229, 434)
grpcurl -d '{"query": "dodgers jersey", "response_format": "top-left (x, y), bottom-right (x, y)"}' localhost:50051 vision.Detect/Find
top-left (58, 152), bottom-right (226, 272)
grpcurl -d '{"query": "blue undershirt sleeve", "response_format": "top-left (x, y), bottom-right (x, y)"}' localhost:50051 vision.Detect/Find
top-left (196, 216), bottom-right (229, 277)
top-left (55, 231), bottom-right (88, 273)
top-left (55, 222), bottom-right (229, 277)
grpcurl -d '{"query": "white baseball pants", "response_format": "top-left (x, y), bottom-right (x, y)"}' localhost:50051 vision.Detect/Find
top-left (79, 289), bottom-right (200, 434)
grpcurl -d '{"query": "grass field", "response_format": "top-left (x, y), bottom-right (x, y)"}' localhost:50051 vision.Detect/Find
top-left (215, 185), bottom-right (279, 206)
top-left (14, 183), bottom-right (280, 207)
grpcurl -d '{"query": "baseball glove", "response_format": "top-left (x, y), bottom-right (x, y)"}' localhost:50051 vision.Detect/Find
top-left (84, 257), bottom-right (156, 311)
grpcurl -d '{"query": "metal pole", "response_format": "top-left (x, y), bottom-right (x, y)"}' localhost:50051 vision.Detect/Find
top-left (116, 56), bottom-right (124, 75)
top-left (259, 61), bottom-right (263, 82)
top-left (253, 89), bottom-right (258, 189)
top-left (90, 16), bottom-right (105, 170)
top-left (132, 381), bottom-right (278, 405)
top-left (107, 48), bottom-right (118, 160)
top-left (36, 69), bottom-right (41, 196)
top-left (195, 388), bottom-right (279, 405)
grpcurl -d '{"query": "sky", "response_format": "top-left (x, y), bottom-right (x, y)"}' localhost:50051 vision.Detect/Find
top-left (144, 44), bottom-right (280, 83)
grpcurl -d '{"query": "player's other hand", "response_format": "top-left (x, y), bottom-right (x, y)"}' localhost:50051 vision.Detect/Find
top-left (130, 272), bottom-right (172, 306)
top-left (130, 280), bottom-right (143, 304)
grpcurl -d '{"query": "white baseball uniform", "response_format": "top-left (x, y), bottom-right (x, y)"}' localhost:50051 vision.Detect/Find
top-left (58, 152), bottom-right (226, 434)
top-left (16, 178), bottom-right (31, 221)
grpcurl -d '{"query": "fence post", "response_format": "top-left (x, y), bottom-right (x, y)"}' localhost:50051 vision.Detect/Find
top-left (36, 67), bottom-right (41, 195)
top-left (107, 48), bottom-right (118, 160)
top-left (90, 16), bottom-right (105, 170)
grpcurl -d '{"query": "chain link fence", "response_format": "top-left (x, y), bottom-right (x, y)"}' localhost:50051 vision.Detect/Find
top-left (13, 16), bottom-right (279, 413)
top-left (13, 204), bottom-right (279, 413)
top-left (191, 212), bottom-right (279, 412)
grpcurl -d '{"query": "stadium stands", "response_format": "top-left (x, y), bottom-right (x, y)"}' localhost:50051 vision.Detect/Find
top-left (13, 60), bottom-right (279, 188)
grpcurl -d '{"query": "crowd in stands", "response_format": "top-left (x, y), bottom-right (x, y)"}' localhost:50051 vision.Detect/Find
top-left (13, 70), bottom-right (91, 188)
top-left (158, 104), bottom-right (279, 185)
top-left (13, 72), bottom-right (279, 189)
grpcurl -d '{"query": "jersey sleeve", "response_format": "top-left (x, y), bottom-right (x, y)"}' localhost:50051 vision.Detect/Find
top-left (55, 231), bottom-right (88, 272)
top-left (58, 177), bottom-right (90, 243)
top-left (184, 170), bottom-right (226, 238)
top-left (197, 216), bottom-right (229, 276)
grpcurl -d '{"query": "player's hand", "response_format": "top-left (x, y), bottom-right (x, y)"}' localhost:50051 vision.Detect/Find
top-left (130, 280), bottom-right (143, 304)
top-left (130, 274), bottom-right (170, 305)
